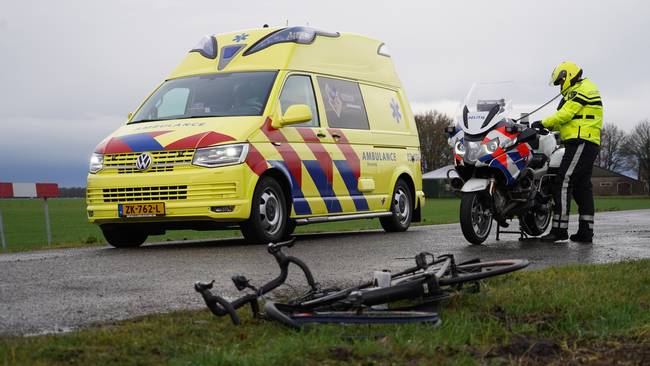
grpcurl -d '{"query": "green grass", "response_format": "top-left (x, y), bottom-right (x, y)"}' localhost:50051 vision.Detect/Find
top-left (1, 260), bottom-right (648, 365)
top-left (0, 196), bottom-right (649, 252)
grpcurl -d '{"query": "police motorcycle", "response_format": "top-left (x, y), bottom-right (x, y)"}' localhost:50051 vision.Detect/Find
top-left (446, 83), bottom-right (565, 244)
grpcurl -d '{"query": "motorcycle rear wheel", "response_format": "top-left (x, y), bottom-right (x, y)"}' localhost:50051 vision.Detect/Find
top-left (520, 206), bottom-right (552, 237)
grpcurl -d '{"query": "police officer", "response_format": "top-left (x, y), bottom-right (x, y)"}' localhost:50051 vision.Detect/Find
top-left (531, 61), bottom-right (602, 243)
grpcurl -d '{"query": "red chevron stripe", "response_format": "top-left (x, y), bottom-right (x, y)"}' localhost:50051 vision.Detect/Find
top-left (495, 147), bottom-right (508, 167)
top-left (102, 137), bottom-right (133, 154)
top-left (296, 128), bottom-right (333, 185)
top-left (93, 136), bottom-right (110, 154)
top-left (516, 142), bottom-right (531, 157)
top-left (261, 118), bottom-right (302, 185)
top-left (327, 128), bottom-right (360, 179)
top-left (165, 131), bottom-right (234, 150)
top-left (245, 144), bottom-right (268, 176)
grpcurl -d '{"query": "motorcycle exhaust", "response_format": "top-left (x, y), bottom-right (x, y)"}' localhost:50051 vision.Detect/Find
top-left (450, 177), bottom-right (464, 190)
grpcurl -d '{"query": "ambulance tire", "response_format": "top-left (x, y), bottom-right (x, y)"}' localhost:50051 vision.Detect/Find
top-left (284, 219), bottom-right (297, 239)
top-left (380, 179), bottom-right (413, 232)
top-left (101, 225), bottom-right (148, 248)
top-left (241, 177), bottom-right (288, 244)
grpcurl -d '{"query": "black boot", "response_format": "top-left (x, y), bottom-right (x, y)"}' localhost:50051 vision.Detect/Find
top-left (541, 228), bottom-right (568, 242)
top-left (569, 232), bottom-right (593, 243)
top-left (570, 220), bottom-right (593, 243)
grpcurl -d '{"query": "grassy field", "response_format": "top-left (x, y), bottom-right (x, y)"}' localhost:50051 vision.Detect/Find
top-left (0, 196), bottom-right (649, 252)
top-left (1, 259), bottom-right (648, 365)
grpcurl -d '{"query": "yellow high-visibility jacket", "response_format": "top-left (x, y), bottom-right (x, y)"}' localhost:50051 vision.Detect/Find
top-left (542, 78), bottom-right (603, 145)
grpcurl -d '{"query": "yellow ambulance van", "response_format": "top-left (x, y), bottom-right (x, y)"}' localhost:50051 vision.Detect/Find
top-left (86, 26), bottom-right (424, 247)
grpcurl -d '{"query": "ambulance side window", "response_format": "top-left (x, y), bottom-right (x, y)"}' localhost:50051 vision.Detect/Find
top-left (279, 75), bottom-right (320, 127)
top-left (316, 76), bottom-right (369, 130)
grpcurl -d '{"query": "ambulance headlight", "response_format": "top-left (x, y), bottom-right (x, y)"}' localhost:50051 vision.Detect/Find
top-left (89, 153), bottom-right (104, 174)
top-left (193, 143), bottom-right (249, 168)
top-left (482, 138), bottom-right (499, 154)
top-left (454, 141), bottom-right (466, 156)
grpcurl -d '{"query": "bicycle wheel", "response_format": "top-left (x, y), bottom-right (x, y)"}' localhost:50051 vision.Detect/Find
top-left (296, 273), bottom-right (441, 312)
top-left (438, 259), bottom-right (529, 286)
top-left (265, 301), bottom-right (441, 329)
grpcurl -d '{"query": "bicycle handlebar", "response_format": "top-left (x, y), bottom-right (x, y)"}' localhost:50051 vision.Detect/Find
top-left (194, 281), bottom-right (241, 325)
top-left (267, 238), bottom-right (296, 252)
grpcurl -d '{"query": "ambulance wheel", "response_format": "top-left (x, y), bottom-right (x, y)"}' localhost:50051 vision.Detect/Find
top-left (241, 177), bottom-right (288, 244)
top-left (284, 219), bottom-right (297, 239)
top-left (380, 179), bottom-right (413, 232)
top-left (101, 225), bottom-right (148, 248)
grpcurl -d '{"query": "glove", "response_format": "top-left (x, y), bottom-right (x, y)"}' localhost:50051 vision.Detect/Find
top-left (531, 120), bottom-right (544, 129)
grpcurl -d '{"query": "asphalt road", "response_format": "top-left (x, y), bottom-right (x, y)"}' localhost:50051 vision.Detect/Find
top-left (1, 209), bottom-right (649, 336)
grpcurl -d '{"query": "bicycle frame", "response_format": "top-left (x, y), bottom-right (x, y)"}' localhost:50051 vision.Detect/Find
top-left (195, 238), bottom-right (528, 326)
top-left (195, 239), bottom-right (319, 324)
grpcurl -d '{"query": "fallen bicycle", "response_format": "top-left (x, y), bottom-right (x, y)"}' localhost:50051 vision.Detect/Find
top-left (194, 238), bottom-right (529, 329)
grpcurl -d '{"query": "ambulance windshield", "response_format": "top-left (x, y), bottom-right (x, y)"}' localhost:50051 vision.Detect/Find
top-left (131, 71), bottom-right (278, 123)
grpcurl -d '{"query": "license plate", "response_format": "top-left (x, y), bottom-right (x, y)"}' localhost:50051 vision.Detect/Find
top-left (118, 203), bottom-right (165, 217)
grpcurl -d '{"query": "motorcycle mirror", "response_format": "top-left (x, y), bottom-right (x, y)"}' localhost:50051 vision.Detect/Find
top-left (517, 128), bottom-right (537, 143)
top-left (505, 125), bottom-right (520, 134)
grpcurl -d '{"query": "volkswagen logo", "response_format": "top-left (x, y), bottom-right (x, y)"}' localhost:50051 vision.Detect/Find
top-left (135, 153), bottom-right (153, 171)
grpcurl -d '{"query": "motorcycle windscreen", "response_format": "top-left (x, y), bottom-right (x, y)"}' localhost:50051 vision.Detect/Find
top-left (456, 82), bottom-right (516, 135)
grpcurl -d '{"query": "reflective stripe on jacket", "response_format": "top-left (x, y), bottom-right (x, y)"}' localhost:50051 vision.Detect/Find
top-left (542, 78), bottom-right (603, 145)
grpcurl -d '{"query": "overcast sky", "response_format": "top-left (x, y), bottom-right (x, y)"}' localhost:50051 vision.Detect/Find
top-left (1, 0), bottom-right (649, 186)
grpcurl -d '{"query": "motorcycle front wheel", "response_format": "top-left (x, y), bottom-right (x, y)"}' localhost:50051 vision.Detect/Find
top-left (460, 192), bottom-right (493, 245)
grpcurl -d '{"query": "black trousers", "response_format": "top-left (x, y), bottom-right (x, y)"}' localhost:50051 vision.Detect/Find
top-left (551, 139), bottom-right (600, 232)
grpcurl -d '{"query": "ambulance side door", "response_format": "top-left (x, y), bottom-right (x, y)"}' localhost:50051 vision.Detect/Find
top-left (314, 75), bottom-right (378, 213)
top-left (276, 73), bottom-right (331, 216)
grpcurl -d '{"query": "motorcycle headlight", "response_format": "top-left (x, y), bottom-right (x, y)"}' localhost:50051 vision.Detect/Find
top-left (483, 138), bottom-right (499, 154)
top-left (454, 141), bottom-right (465, 156)
top-left (192, 143), bottom-right (249, 168)
top-left (89, 153), bottom-right (104, 174)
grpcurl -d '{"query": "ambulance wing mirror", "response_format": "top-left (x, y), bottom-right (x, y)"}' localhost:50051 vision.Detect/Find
top-left (127, 112), bottom-right (133, 121)
top-left (278, 104), bottom-right (312, 127)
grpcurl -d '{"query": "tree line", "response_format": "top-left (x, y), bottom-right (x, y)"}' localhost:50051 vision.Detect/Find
top-left (414, 110), bottom-right (650, 186)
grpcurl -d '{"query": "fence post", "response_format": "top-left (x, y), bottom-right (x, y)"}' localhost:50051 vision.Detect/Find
top-left (44, 198), bottom-right (52, 246)
top-left (0, 208), bottom-right (6, 251)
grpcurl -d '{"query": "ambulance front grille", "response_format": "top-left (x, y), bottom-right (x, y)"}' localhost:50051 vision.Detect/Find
top-left (103, 150), bottom-right (195, 174)
top-left (101, 185), bottom-right (188, 203)
top-left (86, 183), bottom-right (238, 204)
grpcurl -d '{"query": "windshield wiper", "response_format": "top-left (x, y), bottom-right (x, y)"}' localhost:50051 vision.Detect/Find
top-left (130, 115), bottom-right (229, 124)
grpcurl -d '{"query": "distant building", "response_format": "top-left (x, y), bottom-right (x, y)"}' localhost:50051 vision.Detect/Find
top-left (422, 164), bottom-right (648, 198)
top-left (591, 166), bottom-right (647, 196)
top-left (422, 165), bottom-right (458, 198)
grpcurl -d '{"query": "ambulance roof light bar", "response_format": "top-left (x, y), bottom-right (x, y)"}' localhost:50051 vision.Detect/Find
top-left (243, 26), bottom-right (339, 56)
top-left (190, 35), bottom-right (218, 59)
